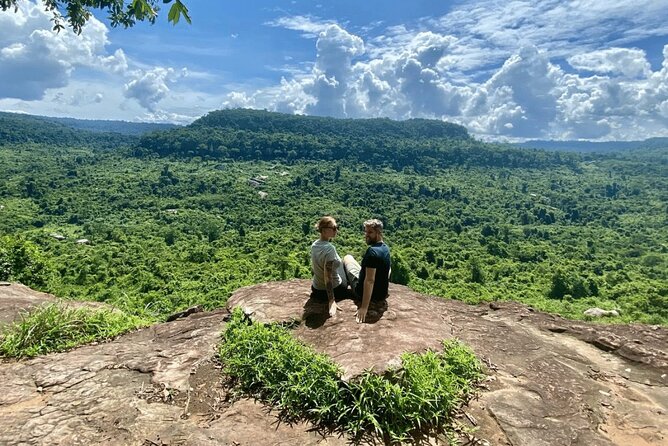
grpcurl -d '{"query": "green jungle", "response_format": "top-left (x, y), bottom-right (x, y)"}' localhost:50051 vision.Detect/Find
top-left (1, 109), bottom-right (667, 326)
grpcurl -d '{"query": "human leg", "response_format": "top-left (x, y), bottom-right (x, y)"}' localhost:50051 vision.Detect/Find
top-left (343, 254), bottom-right (361, 296)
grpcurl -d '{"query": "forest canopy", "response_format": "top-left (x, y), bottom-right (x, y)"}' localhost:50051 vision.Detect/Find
top-left (0, 110), bottom-right (666, 326)
top-left (137, 109), bottom-right (578, 171)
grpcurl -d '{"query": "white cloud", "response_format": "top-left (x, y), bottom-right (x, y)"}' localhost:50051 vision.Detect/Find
top-left (124, 67), bottom-right (187, 112)
top-left (0, 1), bottom-right (133, 100)
top-left (0, 1), bottom-right (195, 116)
top-left (553, 45), bottom-right (668, 139)
top-left (568, 48), bottom-right (651, 78)
top-left (434, 0), bottom-right (668, 64)
top-left (266, 15), bottom-right (336, 38)
top-left (0, 35), bottom-right (71, 100)
top-left (100, 49), bottom-right (129, 74)
top-left (222, 91), bottom-right (254, 109)
top-left (223, 1), bottom-right (668, 141)
top-left (53, 88), bottom-right (105, 107)
top-left (304, 24), bottom-right (364, 117)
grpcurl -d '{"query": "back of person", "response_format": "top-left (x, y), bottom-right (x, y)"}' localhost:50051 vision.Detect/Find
top-left (356, 241), bottom-right (391, 300)
top-left (311, 239), bottom-right (346, 290)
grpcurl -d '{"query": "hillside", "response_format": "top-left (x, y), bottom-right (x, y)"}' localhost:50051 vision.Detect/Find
top-left (0, 112), bottom-right (137, 148)
top-left (137, 108), bottom-right (576, 170)
top-left (514, 137), bottom-right (668, 153)
top-left (192, 108), bottom-right (470, 139)
top-left (43, 116), bottom-right (179, 135)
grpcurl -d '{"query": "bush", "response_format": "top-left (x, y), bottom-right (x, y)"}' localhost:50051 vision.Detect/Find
top-left (0, 236), bottom-right (52, 289)
top-left (219, 308), bottom-right (484, 443)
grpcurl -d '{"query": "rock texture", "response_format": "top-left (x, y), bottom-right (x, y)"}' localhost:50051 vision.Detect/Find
top-left (1, 280), bottom-right (667, 445)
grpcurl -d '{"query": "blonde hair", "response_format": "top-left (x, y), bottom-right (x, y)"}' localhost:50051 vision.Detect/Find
top-left (315, 216), bottom-right (337, 232)
top-left (363, 218), bottom-right (383, 232)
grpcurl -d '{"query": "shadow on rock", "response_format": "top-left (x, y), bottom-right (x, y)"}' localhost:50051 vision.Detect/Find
top-left (353, 298), bottom-right (388, 324)
top-left (303, 288), bottom-right (354, 329)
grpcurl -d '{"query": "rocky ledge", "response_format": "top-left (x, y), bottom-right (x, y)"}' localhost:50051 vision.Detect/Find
top-left (0, 280), bottom-right (666, 445)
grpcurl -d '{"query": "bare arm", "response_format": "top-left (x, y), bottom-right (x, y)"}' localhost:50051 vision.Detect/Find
top-left (356, 267), bottom-right (376, 323)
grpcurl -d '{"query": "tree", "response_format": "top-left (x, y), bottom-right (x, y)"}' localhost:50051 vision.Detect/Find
top-left (0, 0), bottom-right (190, 34)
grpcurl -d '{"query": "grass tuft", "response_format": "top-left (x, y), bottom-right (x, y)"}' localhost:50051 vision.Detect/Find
top-left (220, 308), bottom-right (485, 443)
top-left (0, 302), bottom-right (147, 358)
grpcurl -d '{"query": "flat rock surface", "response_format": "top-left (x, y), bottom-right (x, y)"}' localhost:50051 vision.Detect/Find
top-left (228, 279), bottom-right (454, 380)
top-left (1, 280), bottom-right (667, 445)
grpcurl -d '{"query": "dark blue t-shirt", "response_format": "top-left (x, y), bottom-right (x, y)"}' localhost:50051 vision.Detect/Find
top-left (355, 242), bottom-right (391, 300)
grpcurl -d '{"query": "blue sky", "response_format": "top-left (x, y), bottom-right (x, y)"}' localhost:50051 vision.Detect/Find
top-left (1, 0), bottom-right (668, 141)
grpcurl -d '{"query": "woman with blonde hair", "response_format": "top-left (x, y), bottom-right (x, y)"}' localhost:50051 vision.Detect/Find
top-left (311, 216), bottom-right (348, 317)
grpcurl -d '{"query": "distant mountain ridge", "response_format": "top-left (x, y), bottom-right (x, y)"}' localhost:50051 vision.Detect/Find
top-left (0, 112), bottom-right (179, 149)
top-left (513, 137), bottom-right (668, 153)
top-left (192, 109), bottom-right (471, 140)
top-left (137, 108), bottom-right (581, 170)
top-left (44, 116), bottom-right (179, 136)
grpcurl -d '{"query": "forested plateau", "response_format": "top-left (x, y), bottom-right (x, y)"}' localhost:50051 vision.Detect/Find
top-left (1, 109), bottom-right (666, 325)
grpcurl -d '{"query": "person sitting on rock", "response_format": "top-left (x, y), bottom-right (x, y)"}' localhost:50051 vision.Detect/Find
top-left (343, 219), bottom-right (391, 323)
top-left (310, 216), bottom-right (348, 317)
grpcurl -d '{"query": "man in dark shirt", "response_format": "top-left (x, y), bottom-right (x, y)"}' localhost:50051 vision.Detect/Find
top-left (343, 219), bottom-right (391, 323)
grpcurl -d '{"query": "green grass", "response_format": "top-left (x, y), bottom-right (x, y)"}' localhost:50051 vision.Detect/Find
top-left (0, 302), bottom-right (148, 358)
top-left (220, 308), bottom-right (485, 443)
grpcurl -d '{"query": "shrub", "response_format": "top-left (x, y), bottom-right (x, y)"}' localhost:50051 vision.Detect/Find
top-left (219, 308), bottom-right (485, 443)
top-left (0, 236), bottom-right (52, 289)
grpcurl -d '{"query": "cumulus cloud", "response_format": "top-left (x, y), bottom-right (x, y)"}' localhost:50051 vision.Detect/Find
top-left (467, 46), bottom-right (561, 137)
top-left (552, 45), bottom-right (668, 140)
top-left (231, 0), bottom-right (668, 141)
top-left (53, 89), bottom-right (105, 106)
top-left (568, 48), bottom-right (651, 78)
top-left (124, 68), bottom-right (187, 112)
top-left (0, 1), bottom-right (120, 100)
top-left (0, 34), bottom-right (71, 100)
top-left (100, 49), bottom-right (129, 75)
top-left (0, 1), bottom-right (185, 114)
top-left (304, 24), bottom-right (364, 117)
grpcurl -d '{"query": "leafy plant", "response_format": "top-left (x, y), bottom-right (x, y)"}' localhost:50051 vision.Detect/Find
top-left (0, 235), bottom-right (52, 289)
top-left (219, 308), bottom-right (484, 443)
top-left (0, 303), bottom-right (147, 358)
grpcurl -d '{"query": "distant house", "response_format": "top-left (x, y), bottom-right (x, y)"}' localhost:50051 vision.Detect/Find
top-left (258, 191), bottom-right (268, 199)
top-left (76, 239), bottom-right (90, 245)
top-left (50, 233), bottom-right (66, 241)
top-left (248, 179), bottom-right (262, 187)
top-left (165, 209), bottom-right (178, 214)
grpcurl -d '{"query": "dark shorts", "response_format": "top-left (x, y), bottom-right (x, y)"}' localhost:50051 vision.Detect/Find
top-left (351, 285), bottom-right (388, 302)
top-left (310, 284), bottom-right (349, 300)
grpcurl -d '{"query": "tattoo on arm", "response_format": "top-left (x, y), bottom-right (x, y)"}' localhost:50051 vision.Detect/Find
top-left (325, 260), bottom-right (335, 302)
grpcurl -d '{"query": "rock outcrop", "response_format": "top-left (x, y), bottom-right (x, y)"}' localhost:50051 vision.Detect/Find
top-left (1, 280), bottom-right (666, 445)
